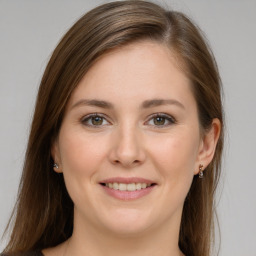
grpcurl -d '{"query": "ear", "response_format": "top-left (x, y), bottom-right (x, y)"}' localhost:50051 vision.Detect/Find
top-left (194, 118), bottom-right (221, 175)
top-left (51, 139), bottom-right (62, 173)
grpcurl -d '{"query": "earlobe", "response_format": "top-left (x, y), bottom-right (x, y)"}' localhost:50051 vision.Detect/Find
top-left (195, 118), bottom-right (221, 175)
top-left (51, 140), bottom-right (62, 173)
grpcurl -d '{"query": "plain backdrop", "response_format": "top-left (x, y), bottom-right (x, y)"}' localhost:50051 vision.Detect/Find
top-left (0, 0), bottom-right (256, 255)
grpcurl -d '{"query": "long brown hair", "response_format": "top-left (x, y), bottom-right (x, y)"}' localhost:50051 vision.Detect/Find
top-left (2, 1), bottom-right (224, 255)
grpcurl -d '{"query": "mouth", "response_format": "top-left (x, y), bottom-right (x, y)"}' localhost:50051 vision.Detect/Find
top-left (100, 182), bottom-right (156, 191)
top-left (99, 178), bottom-right (157, 200)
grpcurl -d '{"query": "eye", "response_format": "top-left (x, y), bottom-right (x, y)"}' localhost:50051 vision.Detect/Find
top-left (81, 114), bottom-right (110, 127)
top-left (146, 113), bottom-right (176, 127)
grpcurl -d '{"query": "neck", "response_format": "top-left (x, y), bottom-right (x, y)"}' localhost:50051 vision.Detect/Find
top-left (66, 209), bottom-right (184, 256)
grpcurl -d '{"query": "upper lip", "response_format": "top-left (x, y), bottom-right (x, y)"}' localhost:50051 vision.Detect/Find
top-left (99, 177), bottom-right (156, 184)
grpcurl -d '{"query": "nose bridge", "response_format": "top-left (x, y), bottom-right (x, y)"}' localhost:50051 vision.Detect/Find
top-left (110, 121), bottom-right (145, 167)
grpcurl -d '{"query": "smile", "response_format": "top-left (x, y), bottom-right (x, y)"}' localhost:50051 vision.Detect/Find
top-left (99, 178), bottom-right (157, 200)
top-left (102, 182), bottom-right (153, 191)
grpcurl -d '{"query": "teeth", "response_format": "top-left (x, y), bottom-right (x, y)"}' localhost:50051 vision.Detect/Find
top-left (141, 183), bottom-right (147, 189)
top-left (113, 183), bottom-right (119, 190)
top-left (127, 183), bottom-right (135, 191)
top-left (119, 183), bottom-right (127, 191)
top-left (136, 183), bottom-right (141, 190)
top-left (105, 182), bottom-right (152, 191)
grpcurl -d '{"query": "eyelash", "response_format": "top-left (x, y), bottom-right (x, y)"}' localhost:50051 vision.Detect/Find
top-left (81, 113), bottom-right (110, 127)
top-left (81, 113), bottom-right (176, 128)
top-left (146, 113), bottom-right (176, 127)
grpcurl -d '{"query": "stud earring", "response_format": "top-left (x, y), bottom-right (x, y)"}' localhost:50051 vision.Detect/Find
top-left (53, 163), bottom-right (59, 169)
top-left (199, 164), bottom-right (204, 178)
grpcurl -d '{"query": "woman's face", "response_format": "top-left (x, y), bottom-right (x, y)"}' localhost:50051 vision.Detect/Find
top-left (53, 41), bottom-right (208, 236)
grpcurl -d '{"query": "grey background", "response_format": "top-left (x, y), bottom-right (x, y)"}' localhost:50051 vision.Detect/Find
top-left (0, 0), bottom-right (256, 255)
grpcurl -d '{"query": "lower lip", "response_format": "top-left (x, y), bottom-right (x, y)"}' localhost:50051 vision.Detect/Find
top-left (101, 185), bottom-right (155, 200)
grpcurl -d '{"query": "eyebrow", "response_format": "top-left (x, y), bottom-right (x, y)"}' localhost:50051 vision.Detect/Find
top-left (71, 98), bottom-right (185, 110)
top-left (141, 99), bottom-right (185, 109)
top-left (71, 99), bottom-right (114, 109)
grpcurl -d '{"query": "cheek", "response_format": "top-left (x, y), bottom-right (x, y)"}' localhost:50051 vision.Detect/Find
top-left (151, 134), bottom-right (197, 166)
top-left (59, 128), bottom-right (107, 171)
top-left (147, 130), bottom-right (199, 186)
top-left (57, 128), bottom-right (109, 199)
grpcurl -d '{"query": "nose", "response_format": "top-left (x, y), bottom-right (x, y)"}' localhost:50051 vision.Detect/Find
top-left (108, 125), bottom-right (146, 168)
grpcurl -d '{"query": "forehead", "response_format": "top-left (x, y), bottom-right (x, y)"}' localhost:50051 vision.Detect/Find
top-left (68, 41), bottom-right (194, 108)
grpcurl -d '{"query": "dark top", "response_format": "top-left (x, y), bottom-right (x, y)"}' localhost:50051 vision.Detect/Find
top-left (25, 252), bottom-right (44, 256)
top-left (1, 251), bottom-right (44, 256)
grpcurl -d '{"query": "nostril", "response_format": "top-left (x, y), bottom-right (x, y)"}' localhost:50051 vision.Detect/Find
top-left (112, 159), bottom-right (140, 167)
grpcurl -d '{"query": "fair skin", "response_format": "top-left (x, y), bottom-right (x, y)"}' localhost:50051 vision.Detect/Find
top-left (44, 41), bottom-right (220, 256)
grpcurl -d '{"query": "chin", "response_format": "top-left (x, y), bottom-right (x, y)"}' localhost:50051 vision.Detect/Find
top-left (98, 208), bottom-right (155, 236)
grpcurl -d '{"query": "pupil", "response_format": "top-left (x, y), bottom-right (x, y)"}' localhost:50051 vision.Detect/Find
top-left (154, 117), bottom-right (165, 125)
top-left (92, 116), bottom-right (103, 125)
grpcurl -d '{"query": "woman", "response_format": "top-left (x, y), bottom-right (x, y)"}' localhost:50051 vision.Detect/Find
top-left (2, 1), bottom-right (224, 256)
